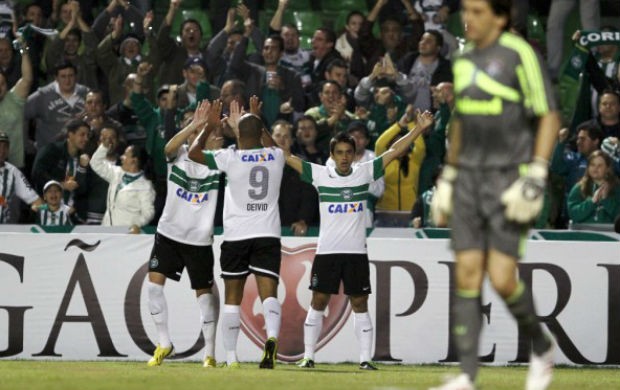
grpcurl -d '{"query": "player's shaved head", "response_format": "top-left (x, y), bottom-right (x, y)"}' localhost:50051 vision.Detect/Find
top-left (238, 113), bottom-right (264, 142)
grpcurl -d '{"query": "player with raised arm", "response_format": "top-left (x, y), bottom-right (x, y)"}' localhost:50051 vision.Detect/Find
top-left (429, 0), bottom-right (561, 389)
top-left (146, 100), bottom-right (222, 367)
top-left (188, 99), bottom-right (285, 369)
top-left (277, 109), bottom-right (433, 370)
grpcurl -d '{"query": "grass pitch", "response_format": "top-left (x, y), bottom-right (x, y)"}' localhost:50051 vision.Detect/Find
top-left (1, 361), bottom-right (618, 390)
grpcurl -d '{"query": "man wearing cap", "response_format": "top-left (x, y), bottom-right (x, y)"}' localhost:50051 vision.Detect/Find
top-left (176, 57), bottom-right (220, 109)
top-left (97, 14), bottom-right (149, 105)
top-left (0, 131), bottom-right (43, 223)
top-left (0, 38), bottom-right (32, 169)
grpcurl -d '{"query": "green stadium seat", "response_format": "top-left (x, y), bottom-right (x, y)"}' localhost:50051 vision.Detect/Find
top-left (264, 0), bottom-right (313, 11)
top-left (446, 11), bottom-right (464, 39)
top-left (171, 9), bottom-right (212, 42)
top-left (527, 14), bottom-right (545, 46)
top-left (259, 9), bottom-right (297, 34)
top-left (299, 35), bottom-right (313, 50)
top-left (321, 0), bottom-right (368, 12)
top-left (293, 11), bottom-right (323, 38)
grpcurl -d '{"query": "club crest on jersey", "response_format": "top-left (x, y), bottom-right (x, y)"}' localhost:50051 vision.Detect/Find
top-left (328, 203), bottom-right (364, 213)
top-left (241, 152), bottom-right (275, 163)
top-left (341, 189), bottom-right (353, 201)
top-left (176, 187), bottom-right (208, 204)
top-left (188, 179), bottom-right (200, 192)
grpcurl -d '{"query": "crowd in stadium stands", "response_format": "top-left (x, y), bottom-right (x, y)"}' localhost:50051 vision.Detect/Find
top-left (0, 0), bottom-right (618, 232)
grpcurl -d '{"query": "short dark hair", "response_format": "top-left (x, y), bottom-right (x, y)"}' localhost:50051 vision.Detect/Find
top-left (180, 19), bottom-right (203, 35)
top-left (281, 23), bottom-right (299, 35)
top-left (238, 114), bottom-right (264, 141)
top-left (131, 144), bottom-right (150, 171)
top-left (485, 0), bottom-right (512, 31)
top-left (54, 60), bottom-right (77, 76)
top-left (320, 79), bottom-right (342, 94)
top-left (347, 121), bottom-right (369, 139)
top-left (330, 131), bottom-right (356, 154)
top-left (317, 27), bottom-right (336, 44)
top-left (326, 58), bottom-right (348, 73)
top-left (576, 121), bottom-right (604, 144)
top-left (600, 89), bottom-right (620, 103)
top-left (66, 28), bottom-right (82, 42)
top-left (425, 29), bottom-right (444, 49)
top-left (65, 119), bottom-right (89, 134)
top-left (266, 34), bottom-right (284, 52)
top-left (296, 115), bottom-right (317, 129)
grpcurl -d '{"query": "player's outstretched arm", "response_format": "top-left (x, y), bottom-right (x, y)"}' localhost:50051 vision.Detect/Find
top-left (188, 99), bottom-right (223, 164)
top-left (380, 110), bottom-right (434, 169)
top-left (164, 100), bottom-right (211, 159)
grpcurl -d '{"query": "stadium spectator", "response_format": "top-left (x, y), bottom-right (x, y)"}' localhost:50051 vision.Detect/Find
top-left (305, 80), bottom-right (358, 153)
top-left (272, 119), bottom-right (319, 235)
top-left (291, 115), bottom-right (328, 165)
top-left (91, 0), bottom-right (145, 42)
top-left (305, 28), bottom-right (343, 90)
top-left (207, 6), bottom-right (263, 88)
top-left (188, 101), bottom-right (284, 369)
top-left (354, 72), bottom-right (406, 146)
top-left (229, 34), bottom-right (304, 128)
top-left (335, 11), bottom-right (364, 65)
top-left (96, 15), bottom-right (145, 106)
top-left (89, 139), bottom-right (155, 231)
top-left (106, 73), bottom-right (147, 148)
top-left (44, 0), bottom-right (98, 90)
top-left (0, 131), bottom-right (42, 224)
top-left (395, 30), bottom-right (453, 111)
top-left (546, 0), bottom-right (600, 80)
top-left (77, 125), bottom-right (120, 225)
top-left (374, 105), bottom-right (426, 215)
top-left (288, 113), bottom-right (433, 370)
top-left (269, 1), bottom-right (310, 84)
top-left (146, 100), bottom-right (221, 368)
top-left (322, 58), bottom-right (356, 111)
top-left (31, 118), bottom-right (89, 212)
top-left (581, 90), bottom-right (620, 140)
top-left (568, 150), bottom-right (620, 224)
top-left (176, 57), bottom-right (220, 109)
top-left (37, 180), bottom-right (73, 226)
top-left (417, 81), bottom-right (452, 195)
top-left (0, 38), bottom-right (31, 169)
top-left (80, 90), bottom-right (123, 155)
top-left (0, 37), bottom-right (20, 89)
top-left (25, 60), bottom-right (88, 150)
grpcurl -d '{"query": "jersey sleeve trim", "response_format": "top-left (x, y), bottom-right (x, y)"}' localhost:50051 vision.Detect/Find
top-left (202, 151), bottom-right (218, 170)
top-left (373, 157), bottom-right (384, 181)
top-left (300, 160), bottom-right (313, 184)
top-left (499, 33), bottom-right (550, 116)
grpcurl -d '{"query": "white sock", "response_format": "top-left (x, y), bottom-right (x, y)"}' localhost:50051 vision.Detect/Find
top-left (148, 281), bottom-right (171, 348)
top-left (221, 304), bottom-right (240, 364)
top-left (197, 293), bottom-right (216, 359)
top-left (354, 312), bottom-right (373, 363)
top-left (262, 297), bottom-right (281, 340)
top-left (303, 308), bottom-right (324, 360)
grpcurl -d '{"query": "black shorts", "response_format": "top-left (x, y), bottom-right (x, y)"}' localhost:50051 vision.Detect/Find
top-left (451, 167), bottom-right (529, 259)
top-left (220, 237), bottom-right (281, 281)
top-left (309, 253), bottom-right (371, 296)
top-left (148, 232), bottom-right (214, 290)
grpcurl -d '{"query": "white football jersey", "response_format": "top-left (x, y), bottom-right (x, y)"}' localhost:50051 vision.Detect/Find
top-left (301, 158), bottom-right (384, 254)
top-left (157, 146), bottom-right (220, 245)
top-left (203, 146), bottom-right (284, 241)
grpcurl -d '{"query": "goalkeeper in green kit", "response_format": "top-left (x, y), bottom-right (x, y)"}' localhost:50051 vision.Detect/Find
top-left (429, 0), bottom-right (560, 389)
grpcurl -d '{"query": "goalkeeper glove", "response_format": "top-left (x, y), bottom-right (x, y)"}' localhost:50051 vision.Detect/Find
top-left (501, 157), bottom-right (548, 224)
top-left (430, 165), bottom-right (458, 227)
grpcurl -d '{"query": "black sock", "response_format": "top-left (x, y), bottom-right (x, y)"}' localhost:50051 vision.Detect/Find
top-left (505, 281), bottom-right (551, 356)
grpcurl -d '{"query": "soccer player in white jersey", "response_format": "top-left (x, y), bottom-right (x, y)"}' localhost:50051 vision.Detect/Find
top-left (146, 100), bottom-right (222, 367)
top-left (279, 111), bottom-right (433, 370)
top-left (189, 100), bottom-right (285, 369)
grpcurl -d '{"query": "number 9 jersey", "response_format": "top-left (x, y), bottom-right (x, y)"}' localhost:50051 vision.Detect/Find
top-left (203, 146), bottom-right (285, 241)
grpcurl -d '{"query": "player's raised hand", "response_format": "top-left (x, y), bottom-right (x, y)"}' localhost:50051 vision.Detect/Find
top-left (191, 99), bottom-right (211, 130)
top-left (228, 100), bottom-right (242, 136)
top-left (501, 157), bottom-right (548, 224)
top-left (416, 110), bottom-right (434, 130)
top-left (207, 99), bottom-right (223, 128)
top-left (250, 95), bottom-right (263, 116)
